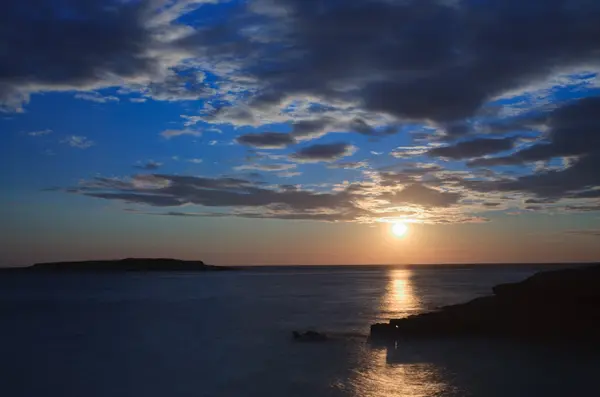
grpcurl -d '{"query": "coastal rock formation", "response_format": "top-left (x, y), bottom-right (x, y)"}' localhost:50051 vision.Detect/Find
top-left (23, 258), bottom-right (234, 272)
top-left (370, 264), bottom-right (600, 342)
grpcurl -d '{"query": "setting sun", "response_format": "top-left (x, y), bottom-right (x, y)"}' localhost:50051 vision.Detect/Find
top-left (391, 222), bottom-right (409, 238)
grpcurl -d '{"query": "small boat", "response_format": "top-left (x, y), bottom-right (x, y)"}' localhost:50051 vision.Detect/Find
top-left (292, 330), bottom-right (328, 342)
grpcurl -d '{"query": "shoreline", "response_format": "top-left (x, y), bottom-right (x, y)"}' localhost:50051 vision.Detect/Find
top-left (370, 263), bottom-right (600, 342)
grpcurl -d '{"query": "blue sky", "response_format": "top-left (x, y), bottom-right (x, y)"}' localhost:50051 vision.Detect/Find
top-left (2, 0), bottom-right (600, 266)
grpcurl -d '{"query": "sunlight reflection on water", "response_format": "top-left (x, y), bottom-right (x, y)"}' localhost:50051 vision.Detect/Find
top-left (380, 268), bottom-right (423, 319)
top-left (346, 268), bottom-right (454, 397)
top-left (346, 349), bottom-right (453, 397)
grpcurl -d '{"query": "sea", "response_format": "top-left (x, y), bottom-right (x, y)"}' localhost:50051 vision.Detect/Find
top-left (1, 264), bottom-right (599, 397)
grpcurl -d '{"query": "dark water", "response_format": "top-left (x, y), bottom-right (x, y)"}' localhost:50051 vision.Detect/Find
top-left (1, 264), bottom-right (599, 397)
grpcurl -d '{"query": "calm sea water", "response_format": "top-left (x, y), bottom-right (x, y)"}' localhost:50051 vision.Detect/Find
top-left (1, 264), bottom-right (599, 397)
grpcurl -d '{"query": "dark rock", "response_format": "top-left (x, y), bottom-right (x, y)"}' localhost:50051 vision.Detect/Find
top-left (370, 264), bottom-right (600, 342)
top-left (292, 330), bottom-right (328, 342)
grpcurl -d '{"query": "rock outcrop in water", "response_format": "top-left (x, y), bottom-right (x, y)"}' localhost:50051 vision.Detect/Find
top-left (6, 258), bottom-right (235, 272)
top-left (370, 264), bottom-right (600, 342)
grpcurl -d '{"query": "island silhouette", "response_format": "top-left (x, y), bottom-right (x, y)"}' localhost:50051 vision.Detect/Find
top-left (2, 258), bottom-right (234, 272)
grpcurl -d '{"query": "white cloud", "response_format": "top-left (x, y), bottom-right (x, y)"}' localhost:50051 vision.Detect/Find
top-left (160, 129), bottom-right (201, 139)
top-left (74, 92), bottom-right (120, 103)
top-left (391, 146), bottom-right (431, 158)
top-left (277, 171), bottom-right (302, 178)
top-left (62, 135), bottom-right (95, 149)
top-left (28, 129), bottom-right (52, 136)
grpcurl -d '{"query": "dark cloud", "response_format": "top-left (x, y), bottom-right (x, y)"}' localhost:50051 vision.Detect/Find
top-left (428, 137), bottom-right (517, 160)
top-left (385, 183), bottom-right (462, 208)
top-left (291, 142), bottom-right (356, 162)
top-left (1, 1), bottom-right (149, 109)
top-left (72, 174), bottom-right (363, 219)
top-left (224, 0), bottom-right (600, 124)
top-left (379, 165), bottom-right (444, 186)
top-left (234, 163), bottom-right (296, 172)
top-left (5, 0), bottom-right (600, 123)
top-left (569, 189), bottom-right (600, 199)
top-left (347, 119), bottom-right (399, 136)
top-left (0, 0), bottom-right (217, 111)
top-left (236, 132), bottom-right (296, 148)
top-left (62, 172), bottom-right (483, 223)
top-left (134, 161), bottom-right (162, 171)
top-left (468, 97), bottom-right (600, 167)
top-left (483, 202), bottom-right (502, 207)
top-left (291, 118), bottom-right (332, 138)
top-left (525, 198), bottom-right (556, 204)
top-left (465, 153), bottom-right (600, 199)
top-left (456, 97), bottom-right (600, 200)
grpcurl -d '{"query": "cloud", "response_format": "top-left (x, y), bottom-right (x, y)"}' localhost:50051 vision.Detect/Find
top-left (74, 92), bottom-right (119, 103)
top-left (233, 163), bottom-right (297, 172)
top-left (4, 0), bottom-right (600, 127)
top-left (236, 132), bottom-right (296, 148)
top-left (188, 158), bottom-right (203, 164)
top-left (60, 169), bottom-right (495, 224)
top-left (67, 173), bottom-right (365, 221)
top-left (391, 146), bottom-right (431, 159)
top-left (135, 161), bottom-right (162, 170)
top-left (130, 98), bottom-right (148, 103)
top-left (62, 135), bottom-right (95, 149)
top-left (291, 118), bottom-right (332, 139)
top-left (291, 142), bottom-right (357, 162)
top-left (0, 0), bottom-right (217, 112)
top-left (327, 161), bottom-right (369, 170)
top-left (277, 171), bottom-right (302, 178)
top-left (456, 97), bottom-right (600, 201)
top-left (28, 129), bottom-right (52, 137)
top-left (192, 0), bottom-right (600, 127)
top-left (468, 97), bottom-right (600, 167)
top-left (134, 69), bottom-right (214, 101)
top-left (160, 129), bottom-right (201, 139)
top-left (385, 183), bottom-right (462, 208)
top-left (428, 137), bottom-right (517, 160)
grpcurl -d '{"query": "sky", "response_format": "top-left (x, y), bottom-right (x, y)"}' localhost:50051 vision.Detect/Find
top-left (2, 0), bottom-right (600, 266)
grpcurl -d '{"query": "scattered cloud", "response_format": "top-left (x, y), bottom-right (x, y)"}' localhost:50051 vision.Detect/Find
top-left (62, 135), bottom-right (95, 149)
top-left (74, 92), bottom-right (119, 103)
top-left (428, 137), bottom-right (517, 160)
top-left (135, 161), bottom-right (162, 171)
top-left (0, 0), bottom-right (220, 112)
top-left (277, 171), bottom-right (302, 178)
top-left (28, 129), bottom-right (52, 137)
top-left (327, 161), bottom-right (369, 170)
top-left (391, 146), bottom-right (431, 159)
top-left (188, 158), bottom-right (203, 164)
top-left (236, 132), bottom-right (296, 148)
top-left (234, 163), bottom-right (297, 172)
top-left (384, 183), bottom-right (462, 208)
top-left (291, 142), bottom-right (357, 163)
top-left (7, 0), bottom-right (600, 227)
top-left (160, 129), bottom-right (201, 139)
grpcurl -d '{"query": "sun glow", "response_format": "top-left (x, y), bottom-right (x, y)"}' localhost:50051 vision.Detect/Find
top-left (392, 222), bottom-right (409, 238)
